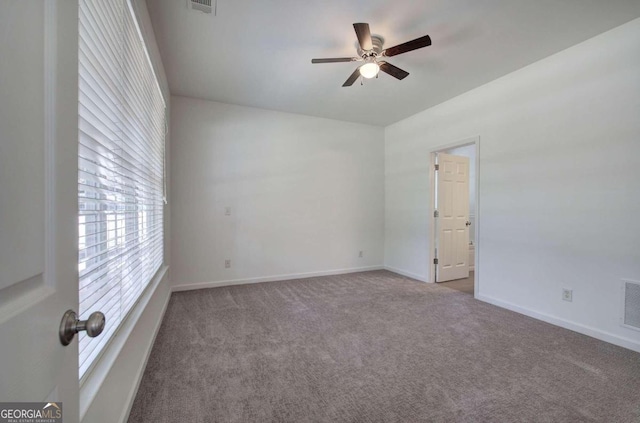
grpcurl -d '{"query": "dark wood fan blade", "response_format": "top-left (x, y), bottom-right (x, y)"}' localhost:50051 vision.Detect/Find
top-left (383, 35), bottom-right (431, 57)
top-left (379, 62), bottom-right (409, 80)
top-left (353, 23), bottom-right (372, 51)
top-left (342, 67), bottom-right (361, 87)
top-left (311, 57), bottom-right (357, 64)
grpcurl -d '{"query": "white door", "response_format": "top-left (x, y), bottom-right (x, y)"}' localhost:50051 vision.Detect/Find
top-left (0, 1), bottom-right (83, 421)
top-left (436, 153), bottom-right (470, 282)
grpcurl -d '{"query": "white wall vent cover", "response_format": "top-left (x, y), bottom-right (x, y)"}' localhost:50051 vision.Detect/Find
top-left (189, 0), bottom-right (212, 14)
top-left (622, 279), bottom-right (640, 331)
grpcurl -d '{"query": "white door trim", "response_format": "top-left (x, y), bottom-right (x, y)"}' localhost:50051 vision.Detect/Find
top-left (427, 136), bottom-right (480, 298)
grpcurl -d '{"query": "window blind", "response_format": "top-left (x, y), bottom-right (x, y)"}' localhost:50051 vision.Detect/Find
top-left (78, 0), bottom-right (165, 379)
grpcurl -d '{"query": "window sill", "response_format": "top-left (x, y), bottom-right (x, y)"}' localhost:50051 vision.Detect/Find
top-left (79, 264), bottom-right (169, 420)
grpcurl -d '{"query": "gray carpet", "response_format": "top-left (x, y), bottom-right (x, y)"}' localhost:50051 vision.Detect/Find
top-left (128, 270), bottom-right (640, 422)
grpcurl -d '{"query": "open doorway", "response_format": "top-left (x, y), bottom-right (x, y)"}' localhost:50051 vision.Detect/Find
top-left (428, 137), bottom-right (479, 296)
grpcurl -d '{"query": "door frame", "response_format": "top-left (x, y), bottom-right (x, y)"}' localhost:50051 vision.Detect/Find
top-left (427, 136), bottom-right (480, 297)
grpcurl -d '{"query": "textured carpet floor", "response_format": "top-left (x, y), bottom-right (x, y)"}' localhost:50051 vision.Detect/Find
top-left (128, 271), bottom-right (640, 423)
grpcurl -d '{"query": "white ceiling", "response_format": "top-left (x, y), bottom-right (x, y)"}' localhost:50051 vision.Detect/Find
top-left (147, 0), bottom-right (640, 126)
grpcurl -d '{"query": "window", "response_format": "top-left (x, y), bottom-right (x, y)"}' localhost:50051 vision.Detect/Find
top-left (78, 0), bottom-right (166, 379)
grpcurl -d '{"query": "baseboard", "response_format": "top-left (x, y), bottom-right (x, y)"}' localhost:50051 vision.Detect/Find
top-left (119, 282), bottom-right (171, 423)
top-left (476, 293), bottom-right (640, 354)
top-left (383, 266), bottom-right (430, 283)
top-left (171, 265), bottom-right (385, 292)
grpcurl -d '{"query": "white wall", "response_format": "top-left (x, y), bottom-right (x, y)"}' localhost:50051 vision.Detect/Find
top-left (170, 96), bottom-right (385, 289)
top-left (385, 18), bottom-right (640, 351)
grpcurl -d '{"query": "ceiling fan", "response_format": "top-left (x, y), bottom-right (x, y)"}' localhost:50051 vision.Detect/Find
top-left (311, 23), bottom-right (432, 87)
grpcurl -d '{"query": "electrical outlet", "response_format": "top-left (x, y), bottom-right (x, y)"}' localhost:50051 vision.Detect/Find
top-left (224, 259), bottom-right (231, 269)
top-left (358, 251), bottom-right (363, 258)
top-left (562, 288), bottom-right (573, 302)
top-left (224, 207), bottom-right (231, 216)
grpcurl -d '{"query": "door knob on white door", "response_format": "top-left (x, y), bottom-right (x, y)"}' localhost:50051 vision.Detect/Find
top-left (59, 309), bottom-right (105, 346)
top-left (465, 221), bottom-right (471, 226)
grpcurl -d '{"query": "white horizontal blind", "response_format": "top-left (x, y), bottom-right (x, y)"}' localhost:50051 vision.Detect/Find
top-left (78, 0), bottom-right (165, 379)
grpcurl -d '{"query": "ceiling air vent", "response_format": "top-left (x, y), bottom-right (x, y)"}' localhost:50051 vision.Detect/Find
top-left (189, 0), bottom-right (212, 14)
top-left (622, 280), bottom-right (640, 331)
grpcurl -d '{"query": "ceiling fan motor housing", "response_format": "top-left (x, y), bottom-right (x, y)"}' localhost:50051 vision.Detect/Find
top-left (358, 35), bottom-right (384, 57)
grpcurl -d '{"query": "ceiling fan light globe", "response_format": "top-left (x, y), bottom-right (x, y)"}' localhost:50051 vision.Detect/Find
top-left (359, 62), bottom-right (379, 79)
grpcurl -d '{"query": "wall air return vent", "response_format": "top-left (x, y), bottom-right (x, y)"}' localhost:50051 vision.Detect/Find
top-left (189, 0), bottom-right (213, 14)
top-left (621, 279), bottom-right (640, 331)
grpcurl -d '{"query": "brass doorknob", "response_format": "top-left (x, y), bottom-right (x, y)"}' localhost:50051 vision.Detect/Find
top-left (59, 309), bottom-right (105, 346)
top-left (465, 221), bottom-right (471, 226)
